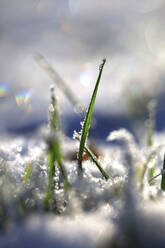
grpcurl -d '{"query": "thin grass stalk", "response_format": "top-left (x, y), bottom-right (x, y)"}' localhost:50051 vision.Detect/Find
top-left (161, 154), bottom-right (165, 191)
top-left (84, 145), bottom-right (110, 180)
top-left (74, 134), bottom-right (110, 180)
top-left (44, 86), bottom-right (59, 210)
top-left (146, 100), bottom-right (156, 183)
top-left (78, 58), bottom-right (106, 173)
top-left (44, 86), bottom-right (71, 211)
top-left (146, 101), bottom-right (156, 147)
top-left (149, 173), bottom-right (161, 184)
top-left (23, 161), bottom-right (32, 186)
top-left (44, 139), bottom-right (56, 211)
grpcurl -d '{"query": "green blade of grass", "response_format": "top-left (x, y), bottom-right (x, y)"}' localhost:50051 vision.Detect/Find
top-left (44, 141), bottom-right (56, 211)
top-left (49, 85), bottom-right (61, 131)
top-left (146, 100), bottom-right (156, 147)
top-left (44, 86), bottom-right (61, 210)
top-left (74, 134), bottom-right (110, 180)
top-left (34, 53), bottom-right (85, 116)
top-left (78, 58), bottom-right (106, 172)
top-left (149, 173), bottom-right (161, 184)
top-left (52, 139), bottom-right (71, 191)
top-left (44, 86), bottom-right (71, 210)
top-left (44, 138), bottom-right (70, 210)
top-left (161, 154), bottom-right (165, 191)
top-left (148, 166), bottom-right (155, 185)
top-left (23, 161), bottom-right (32, 186)
top-left (84, 145), bottom-right (110, 180)
top-left (146, 100), bottom-right (156, 184)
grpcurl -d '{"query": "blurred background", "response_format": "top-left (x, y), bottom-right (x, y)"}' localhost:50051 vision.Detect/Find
top-left (1, 0), bottom-right (165, 142)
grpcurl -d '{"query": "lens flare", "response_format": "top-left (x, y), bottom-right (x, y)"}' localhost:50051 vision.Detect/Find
top-left (0, 84), bottom-right (8, 97)
top-left (80, 63), bottom-right (94, 87)
top-left (15, 91), bottom-right (31, 106)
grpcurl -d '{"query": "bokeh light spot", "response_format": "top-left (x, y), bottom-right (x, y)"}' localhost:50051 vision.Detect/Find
top-left (80, 63), bottom-right (94, 88)
top-left (0, 84), bottom-right (8, 98)
top-left (15, 90), bottom-right (32, 107)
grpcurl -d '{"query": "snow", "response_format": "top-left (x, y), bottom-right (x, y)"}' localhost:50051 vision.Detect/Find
top-left (0, 129), bottom-right (165, 247)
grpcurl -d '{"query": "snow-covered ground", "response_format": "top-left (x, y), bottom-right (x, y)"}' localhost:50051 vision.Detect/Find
top-left (0, 128), bottom-right (165, 247)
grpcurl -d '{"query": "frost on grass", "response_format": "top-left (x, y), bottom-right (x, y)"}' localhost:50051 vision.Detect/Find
top-left (1, 128), bottom-right (165, 247)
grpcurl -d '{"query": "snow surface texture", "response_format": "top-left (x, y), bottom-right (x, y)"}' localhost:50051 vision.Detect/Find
top-left (0, 129), bottom-right (165, 247)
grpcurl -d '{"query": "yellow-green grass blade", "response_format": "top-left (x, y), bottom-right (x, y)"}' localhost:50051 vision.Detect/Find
top-left (44, 86), bottom-right (71, 210)
top-left (23, 161), bottom-right (32, 186)
top-left (44, 141), bottom-right (56, 211)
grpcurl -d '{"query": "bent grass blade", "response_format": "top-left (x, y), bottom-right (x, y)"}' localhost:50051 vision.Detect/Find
top-left (84, 145), bottom-right (110, 180)
top-left (74, 134), bottom-right (110, 180)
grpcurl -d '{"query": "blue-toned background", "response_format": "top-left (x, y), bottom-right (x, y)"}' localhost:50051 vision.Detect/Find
top-left (1, 0), bottom-right (165, 141)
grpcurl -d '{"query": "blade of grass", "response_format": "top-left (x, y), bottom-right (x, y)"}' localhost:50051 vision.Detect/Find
top-left (51, 139), bottom-right (71, 191)
top-left (74, 134), bottom-right (110, 180)
top-left (34, 53), bottom-right (85, 116)
top-left (44, 86), bottom-right (60, 210)
top-left (23, 161), bottom-right (32, 186)
top-left (84, 145), bottom-right (110, 180)
top-left (146, 100), bottom-right (156, 147)
top-left (149, 173), bottom-right (161, 184)
top-left (44, 86), bottom-right (71, 211)
top-left (161, 154), bottom-right (165, 191)
top-left (49, 87), bottom-right (70, 190)
top-left (146, 100), bottom-right (156, 184)
top-left (140, 146), bottom-right (162, 190)
top-left (44, 140), bottom-right (56, 211)
top-left (78, 58), bottom-right (106, 173)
